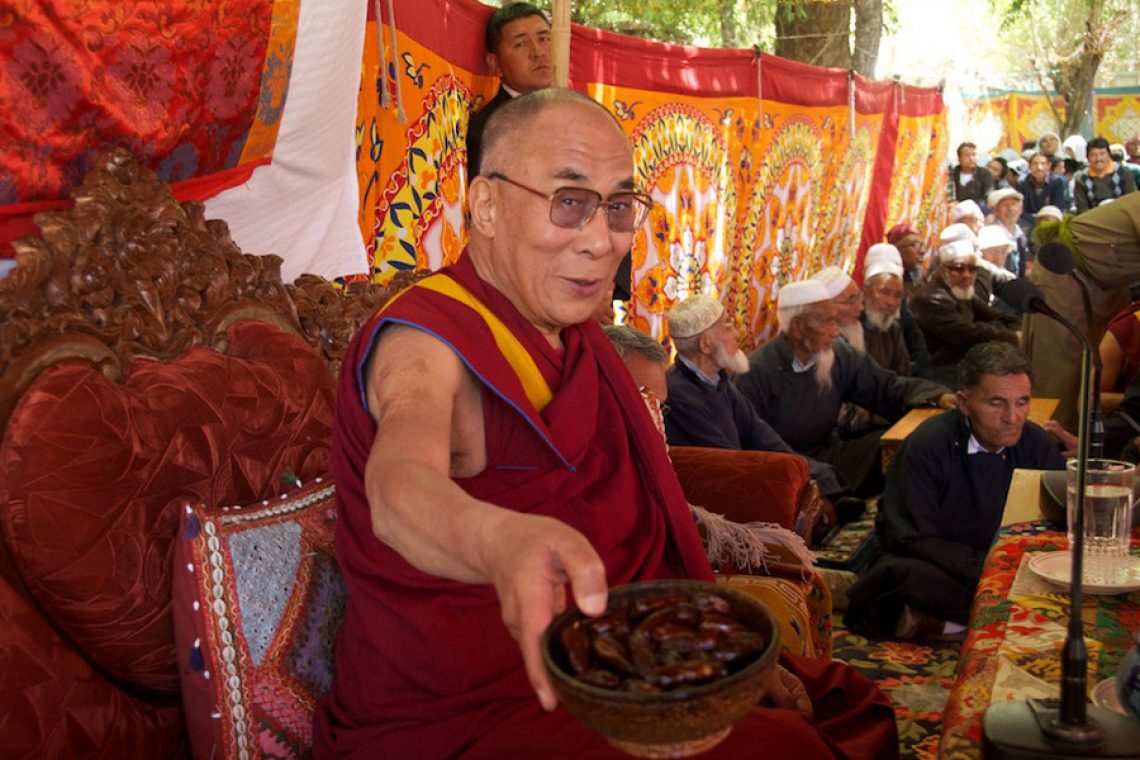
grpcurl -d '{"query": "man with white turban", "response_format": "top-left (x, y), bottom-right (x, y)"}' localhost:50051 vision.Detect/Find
top-left (735, 280), bottom-right (953, 497)
top-left (665, 293), bottom-right (846, 504)
top-left (910, 239), bottom-right (1021, 387)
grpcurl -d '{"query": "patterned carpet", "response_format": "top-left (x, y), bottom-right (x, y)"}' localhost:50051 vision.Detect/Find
top-left (816, 499), bottom-right (965, 758)
top-left (831, 616), bottom-right (962, 759)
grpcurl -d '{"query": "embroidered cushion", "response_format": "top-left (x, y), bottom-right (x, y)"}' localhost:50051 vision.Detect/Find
top-left (173, 477), bottom-right (345, 760)
top-left (0, 321), bottom-right (335, 694)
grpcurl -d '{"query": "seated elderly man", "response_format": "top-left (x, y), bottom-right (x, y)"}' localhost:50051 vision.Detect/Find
top-left (866, 242), bottom-right (930, 378)
top-left (860, 257), bottom-right (911, 376)
top-left (886, 222), bottom-right (927, 301)
top-left (315, 88), bottom-right (897, 759)
top-left (815, 266), bottom-right (865, 352)
top-left (735, 280), bottom-right (953, 498)
top-left (845, 343), bottom-right (1065, 639)
top-left (664, 293), bottom-right (847, 523)
top-left (911, 239), bottom-right (1021, 388)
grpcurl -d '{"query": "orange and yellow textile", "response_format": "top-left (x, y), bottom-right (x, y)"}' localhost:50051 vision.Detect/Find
top-left (359, 0), bottom-right (946, 345)
top-left (964, 88), bottom-right (1140, 151)
top-left (0, 0), bottom-right (300, 253)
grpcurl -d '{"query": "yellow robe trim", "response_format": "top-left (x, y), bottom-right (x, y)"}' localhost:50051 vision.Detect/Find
top-left (383, 273), bottom-right (554, 412)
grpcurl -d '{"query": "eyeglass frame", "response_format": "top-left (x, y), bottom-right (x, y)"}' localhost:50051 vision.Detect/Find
top-left (943, 262), bottom-right (979, 274)
top-left (486, 172), bottom-right (653, 232)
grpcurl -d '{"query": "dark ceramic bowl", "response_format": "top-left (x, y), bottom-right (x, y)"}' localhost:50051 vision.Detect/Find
top-left (541, 579), bottom-right (779, 757)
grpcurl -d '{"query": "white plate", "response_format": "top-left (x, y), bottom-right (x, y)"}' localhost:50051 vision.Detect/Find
top-left (1026, 551), bottom-right (1140, 595)
top-left (1092, 677), bottom-right (1127, 716)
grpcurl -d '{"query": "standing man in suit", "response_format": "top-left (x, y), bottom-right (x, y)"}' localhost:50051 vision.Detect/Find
top-left (465, 3), bottom-right (552, 179)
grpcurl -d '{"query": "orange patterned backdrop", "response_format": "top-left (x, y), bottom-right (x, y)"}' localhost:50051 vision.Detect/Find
top-left (964, 88), bottom-right (1140, 151)
top-left (359, 0), bottom-right (947, 346)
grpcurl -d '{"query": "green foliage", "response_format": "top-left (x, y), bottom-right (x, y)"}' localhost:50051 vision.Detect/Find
top-left (569, 0), bottom-right (777, 49)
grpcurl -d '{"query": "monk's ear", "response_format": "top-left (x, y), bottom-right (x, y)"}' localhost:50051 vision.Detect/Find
top-left (468, 176), bottom-right (496, 237)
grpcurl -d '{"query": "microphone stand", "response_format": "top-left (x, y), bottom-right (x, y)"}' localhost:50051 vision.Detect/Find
top-left (983, 303), bottom-right (1140, 757)
top-left (1071, 270), bottom-right (1105, 458)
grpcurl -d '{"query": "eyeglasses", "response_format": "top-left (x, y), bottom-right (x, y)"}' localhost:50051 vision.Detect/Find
top-left (488, 173), bottom-right (653, 233)
top-left (944, 263), bottom-right (979, 274)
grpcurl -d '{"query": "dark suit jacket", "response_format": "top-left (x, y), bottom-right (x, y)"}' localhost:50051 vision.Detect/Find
top-left (951, 164), bottom-right (994, 205)
top-left (465, 88), bottom-right (512, 180)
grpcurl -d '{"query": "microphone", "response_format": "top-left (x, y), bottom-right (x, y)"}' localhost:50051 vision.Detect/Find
top-left (983, 280), bottom-right (1140, 756)
top-left (1036, 243), bottom-right (1106, 457)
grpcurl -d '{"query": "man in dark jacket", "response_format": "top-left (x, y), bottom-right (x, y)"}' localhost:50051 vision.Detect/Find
top-left (951, 141), bottom-right (994, 205)
top-left (1018, 152), bottom-right (1069, 229)
top-left (1074, 136), bottom-right (1138, 213)
top-left (845, 343), bottom-right (1065, 639)
top-left (911, 239), bottom-right (1021, 388)
top-left (465, 3), bottom-right (551, 178)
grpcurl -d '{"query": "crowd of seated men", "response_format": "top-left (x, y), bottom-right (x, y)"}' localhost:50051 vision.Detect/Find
top-left (637, 177), bottom-right (1139, 642)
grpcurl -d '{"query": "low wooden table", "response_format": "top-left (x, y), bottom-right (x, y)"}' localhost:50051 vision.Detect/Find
top-left (880, 398), bottom-right (1060, 473)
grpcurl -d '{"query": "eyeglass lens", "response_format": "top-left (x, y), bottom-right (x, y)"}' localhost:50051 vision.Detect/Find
top-left (549, 187), bottom-right (649, 232)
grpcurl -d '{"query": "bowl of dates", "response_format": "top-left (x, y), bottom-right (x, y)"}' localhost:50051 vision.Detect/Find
top-left (541, 579), bottom-right (778, 757)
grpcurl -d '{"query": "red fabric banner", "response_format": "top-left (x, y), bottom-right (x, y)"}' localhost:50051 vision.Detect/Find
top-left (0, 0), bottom-right (300, 256)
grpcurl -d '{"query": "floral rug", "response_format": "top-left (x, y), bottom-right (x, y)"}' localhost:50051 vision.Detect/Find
top-left (831, 616), bottom-right (963, 760)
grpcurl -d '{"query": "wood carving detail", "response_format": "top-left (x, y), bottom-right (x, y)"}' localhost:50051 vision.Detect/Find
top-left (0, 149), bottom-right (395, 425)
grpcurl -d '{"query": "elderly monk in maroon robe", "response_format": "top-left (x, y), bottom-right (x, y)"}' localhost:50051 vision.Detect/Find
top-left (313, 89), bottom-right (898, 759)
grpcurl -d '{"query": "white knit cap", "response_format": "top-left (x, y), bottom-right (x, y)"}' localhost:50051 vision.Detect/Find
top-left (939, 222), bottom-right (977, 246)
top-left (949, 199), bottom-right (983, 223)
top-left (667, 293), bottom-right (725, 339)
top-left (777, 280), bottom-right (832, 309)
top-left (977, 224), bottom-right (1014, 253)
top-left (864, 260), bottom-right (903, 282)
top-left (812, 265), bottom-right (854, 299)
top-left (939, 239), bottom-right (977, 263)
top-left (864, 242), bottom-right (903, 270)
top-left (987, 187), bottom-right (1023, 209)
top-left (1035, 205), bottom-right (1063, 221)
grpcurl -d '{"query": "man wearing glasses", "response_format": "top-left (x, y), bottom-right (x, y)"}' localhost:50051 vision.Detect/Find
top-left (910, 239), bottom-right (1021, 388)
top-left (315, 89), bottom-right (897, 758)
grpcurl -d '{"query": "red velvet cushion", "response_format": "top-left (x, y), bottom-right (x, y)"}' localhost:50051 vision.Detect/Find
top-left (0, 321), bottom-right (334, 695)
top-left (0, 574), bottom-right (186, 758)
top-left (669, 446), bottom-right (809, 530)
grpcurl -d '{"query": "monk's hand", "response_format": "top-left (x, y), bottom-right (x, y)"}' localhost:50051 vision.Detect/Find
top-left (481, 512), bottom-right (608, 712)
top-left (761, 663), bottom-right (814, 718)
top-left (936, 393), bottom-right (957, 410)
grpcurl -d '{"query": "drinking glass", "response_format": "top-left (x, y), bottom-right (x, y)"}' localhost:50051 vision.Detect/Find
top-left (1066, 458), bottom-right (1135, 585)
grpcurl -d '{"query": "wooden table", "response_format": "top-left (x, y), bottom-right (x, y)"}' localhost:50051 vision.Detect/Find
top-left (880, 398), bottom-right (1060, 473)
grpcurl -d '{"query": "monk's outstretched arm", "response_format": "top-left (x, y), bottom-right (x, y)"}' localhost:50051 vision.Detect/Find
top-left (361, 325), bottom-right (607, 710)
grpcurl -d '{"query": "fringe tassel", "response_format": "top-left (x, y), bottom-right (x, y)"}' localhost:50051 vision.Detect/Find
top-left (689, 503), bottom-right (816, 577)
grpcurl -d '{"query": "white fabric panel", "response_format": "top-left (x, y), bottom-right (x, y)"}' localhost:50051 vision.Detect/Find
top-left (205, 0), bottom-right (368, 281)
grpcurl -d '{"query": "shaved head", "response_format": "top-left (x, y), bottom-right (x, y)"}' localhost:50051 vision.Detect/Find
top-left (480, 88), bottom-right (626, 177)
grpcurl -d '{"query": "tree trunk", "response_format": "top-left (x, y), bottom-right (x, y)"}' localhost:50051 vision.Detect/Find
top-left (775, 1), bottom-right (852, 69)
top-left (851, 0), bottom-right (882, 78)
top-left (1046, 2), bottom-right (1108, 137)
top-left (718, 0), bottom-right (739, 48)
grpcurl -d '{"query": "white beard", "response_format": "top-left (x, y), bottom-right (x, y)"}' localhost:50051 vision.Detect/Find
top-left (865, 309), bottom-right (899, 332)
top-left (813, 348), bottom-right (835, 391)
top-left (839, 322), bottom-right (866, 353)
top-left (713, 345), bottom-right (751, 375)
top-left (950, 285), bottom-right (975, 301)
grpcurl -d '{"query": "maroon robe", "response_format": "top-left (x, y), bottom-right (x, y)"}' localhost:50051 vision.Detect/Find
top-left (314, 255), bottom-right (898, 759)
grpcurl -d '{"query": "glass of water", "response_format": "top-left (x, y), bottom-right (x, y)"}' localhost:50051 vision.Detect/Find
top-left (1066, 458), bottom-right (1135, 584)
